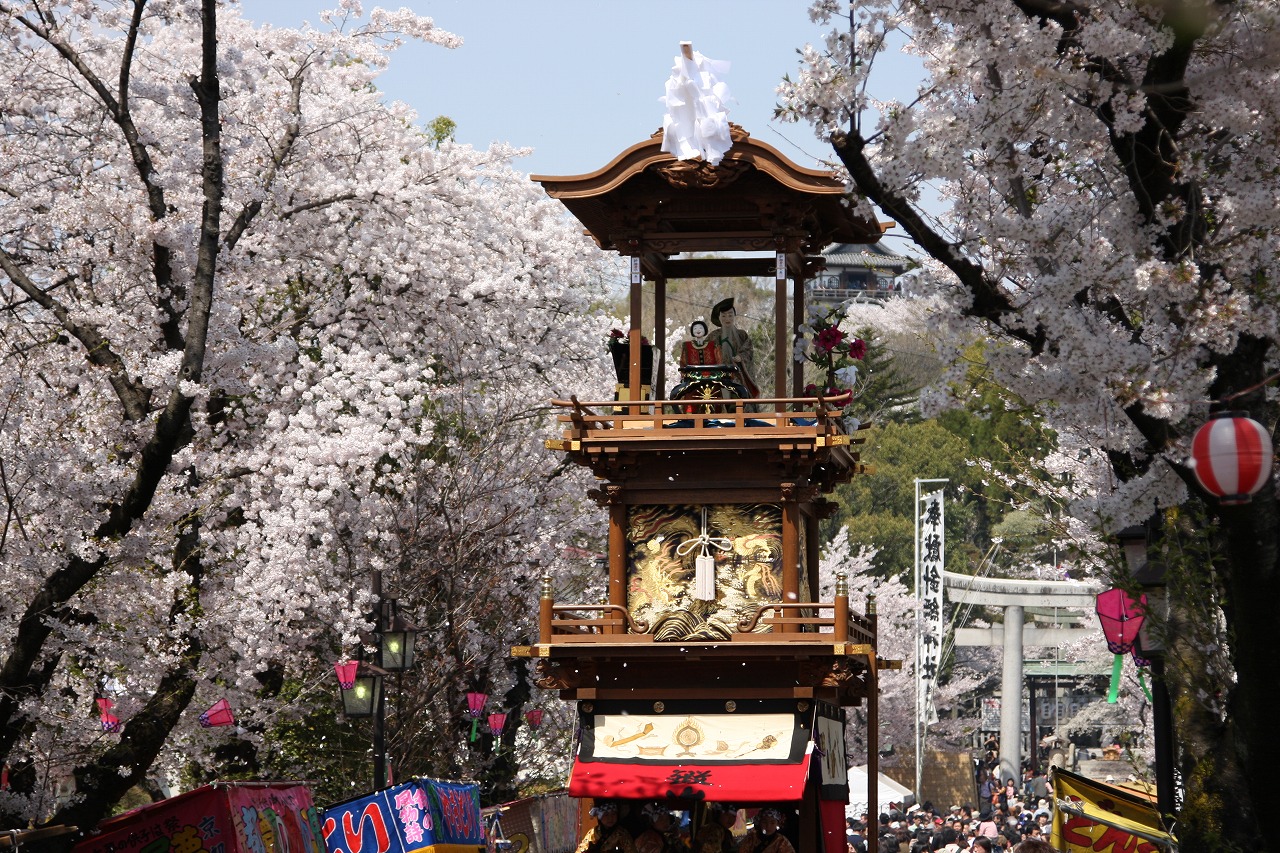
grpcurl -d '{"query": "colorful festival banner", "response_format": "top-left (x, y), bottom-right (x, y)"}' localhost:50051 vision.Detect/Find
top-left (74, 782), bottom-right (325, 853)
top-left (323, 779), bottom-right (485, 853)
top-left (1051, 768), bottom-right (1176, 853)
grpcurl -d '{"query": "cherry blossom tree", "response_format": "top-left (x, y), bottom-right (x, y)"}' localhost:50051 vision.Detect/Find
top-left (817, 530), bottom-right (984, 768)
top-left (781, 0), bottom-right (1279, 845)
top-left (0, 0), bottom-right (610, 832)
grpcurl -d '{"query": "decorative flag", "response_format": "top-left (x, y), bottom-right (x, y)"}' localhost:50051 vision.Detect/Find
top-left (97, 697), bottom-right (121, 733)
top-left (199, 698), bottom-right (235, 728)
top-left (916, 491), bottom-right (945, 728)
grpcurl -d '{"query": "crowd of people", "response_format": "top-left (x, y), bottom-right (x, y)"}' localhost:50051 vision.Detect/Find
top-left (848, 798), bottom-right (1057, 853)
top-left (575, 802), bottom-right (798, 853)
top-left (574, 799), bottom-right (1057, 853)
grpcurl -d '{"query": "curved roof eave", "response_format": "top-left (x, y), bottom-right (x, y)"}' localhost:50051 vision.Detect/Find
top-left (531, 126), bottom-right (849, 200)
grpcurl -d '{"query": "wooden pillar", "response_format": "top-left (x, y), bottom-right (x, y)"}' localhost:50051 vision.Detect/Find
top-left (774, 249), bottom-right (787, 411)
top-left (654, 276), bottom-right (667, 399)
top-left (792, 254), bottom-right (805, 397)
top-left (628, 254), bottom-right (644, 403)
top-left (781, 485), bottom-right (799, 632)
top-left (538, 575), bottom-right (553, 645)
top-left (834, 572), bottom-right (848, 643)
top-left (805, 510), bottom-right (821, 605)
top-left (607, 487), bottom-right (628, 633)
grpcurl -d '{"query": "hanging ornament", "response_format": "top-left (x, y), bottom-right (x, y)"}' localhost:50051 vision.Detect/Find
top-left (198, 698), bottom-right (235, 728)
top-left (465, 691), bottom-right (488, 743)
top-left (676, 507), bottom-right (733, 601)
top-left (1189, 411), bottom-right (1273, 504)
top-left (1095, 589), bottom-right (1147, 703)
top-left (525, 709), bottom-right (544, 729)
top-left (333, 660), bottom-right (359, 690)
top-left (96, 698), bottom-right (121, 733)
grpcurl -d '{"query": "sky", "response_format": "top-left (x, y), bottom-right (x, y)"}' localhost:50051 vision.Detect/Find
top-left (238, 0), bottom-right (927, 183)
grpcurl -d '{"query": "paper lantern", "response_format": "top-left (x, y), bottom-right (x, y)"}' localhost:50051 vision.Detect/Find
top-left (199, 698), bottom-right (235, 728)
top-left (1190, 412), bottom-right (1273, 504)
top-left (1096, 588), bottom-right (1146, 653)
top-left (466, 691), bottom-right (488, 742)
top-left (525, 709), bottom-right (544, 728)
top-left (333, 660), bottom-right (359, 690)
top-left (488, 712), bottom-right (508, 735)
top-left (97, 698), bottom-right (121, 733)
top-left (1096, 588), bottom-right (1147, 703)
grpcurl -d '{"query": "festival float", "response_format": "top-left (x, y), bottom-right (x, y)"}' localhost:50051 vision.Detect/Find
top-left (513, 44), bottom-right (899, 853)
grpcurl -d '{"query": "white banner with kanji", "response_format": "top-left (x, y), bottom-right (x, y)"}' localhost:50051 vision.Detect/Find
top-left (917, 490), bottom-right (945, 726)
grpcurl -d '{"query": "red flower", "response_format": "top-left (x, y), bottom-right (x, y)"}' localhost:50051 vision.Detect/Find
top-left (814, 327), bottom-right (846, 353)
top-left (847, 338), bottom-right (867, 360)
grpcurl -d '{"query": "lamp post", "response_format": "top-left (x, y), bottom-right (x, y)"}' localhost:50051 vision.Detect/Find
top-left (334, 570), bottom-right (418, 790)
top-left (1116, 525), bottom-right (1176, 822)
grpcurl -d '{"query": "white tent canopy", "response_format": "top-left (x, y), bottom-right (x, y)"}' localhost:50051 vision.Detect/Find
top-left (845, 765), bottom-right (915, 819)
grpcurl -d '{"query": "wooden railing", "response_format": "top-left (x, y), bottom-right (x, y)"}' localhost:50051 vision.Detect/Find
top-left (550, 392), bottom-right (859, 438)
top-left (535, 574), bottom-right (874, 647)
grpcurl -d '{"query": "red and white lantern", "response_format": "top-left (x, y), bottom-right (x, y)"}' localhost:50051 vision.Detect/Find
top-left (1189, 412), bottom-right (1273, 504)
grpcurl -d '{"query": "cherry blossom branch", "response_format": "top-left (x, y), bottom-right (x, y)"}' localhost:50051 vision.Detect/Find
top-left (829, 127), bottom-right (1046, 355)
top-left (2, 0), bottom-right (183, 350)
top-left (0, 249), bottom-right (150, 420)
top-left (225, 71), bottom-right (305, 250)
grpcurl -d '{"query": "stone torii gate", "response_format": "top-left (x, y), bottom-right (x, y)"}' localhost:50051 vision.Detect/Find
top-left (944, 571), bottom-right (1102, 782)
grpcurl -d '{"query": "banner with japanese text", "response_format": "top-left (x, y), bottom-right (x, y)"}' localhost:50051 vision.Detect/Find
top-left (916, 490), bottom-right (944, 727)
top-left (323, 779), bottom-right (485, 853)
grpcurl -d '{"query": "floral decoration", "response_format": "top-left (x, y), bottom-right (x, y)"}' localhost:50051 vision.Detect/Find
top-left (796, 303), bottom-right (866, 406)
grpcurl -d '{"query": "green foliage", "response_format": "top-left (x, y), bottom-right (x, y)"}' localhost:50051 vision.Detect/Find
top-left (427, 115), bottom-right (456, 148)
top-left (847, 325), bottom-right (925, 424)
top-left (824, 419), bottom-right (981, 577)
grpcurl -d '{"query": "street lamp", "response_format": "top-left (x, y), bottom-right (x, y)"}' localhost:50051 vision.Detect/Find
top-left (333, 571), bottom-right (418, 790)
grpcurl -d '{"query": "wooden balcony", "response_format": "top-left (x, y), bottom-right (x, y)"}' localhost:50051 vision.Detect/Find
top-left (511, 576), bottom-right (898, 707)
top-left (545, 394), bottom-right (869, 491)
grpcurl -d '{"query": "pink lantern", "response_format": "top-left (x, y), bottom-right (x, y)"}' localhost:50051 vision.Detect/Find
top-left (333, 660), bottom-right (359, 690)
top-left (1190, 412), bottom-right (1273, 504)
top-left (1096, 588), bottom-right (1147, 653)
top-left (96, 697), bottom-right (120, 733)
top-left (525, 709), bottom-right (544, 729)
top-left (488, 712), bottom-right (508, 735)
top-left (466, 691), bottom-right (488, 742)
top-left (1096, 588), bottom-right (1147, 704)
top-left (198, 698), bottom-right (235, 728)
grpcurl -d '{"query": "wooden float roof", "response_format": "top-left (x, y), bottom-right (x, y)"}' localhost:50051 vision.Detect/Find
top-left (531, 125), bottom-right (884, 261)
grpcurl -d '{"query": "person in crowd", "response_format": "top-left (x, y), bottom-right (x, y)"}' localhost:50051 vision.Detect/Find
top-left (738, 808), bottom-right (795, 853)
top-left (696, 804), bottom-right (738, 853)
top-left (979, 771), bottom-right (998, 806)
top-left (577, 802), bottom-right (637, 853)
top-left (635, 804), bottom-right (683, 853)
top-left (974, 810), bottom-right (999, 839)
top-left (1011, 839), bottom-right (1055, 853)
